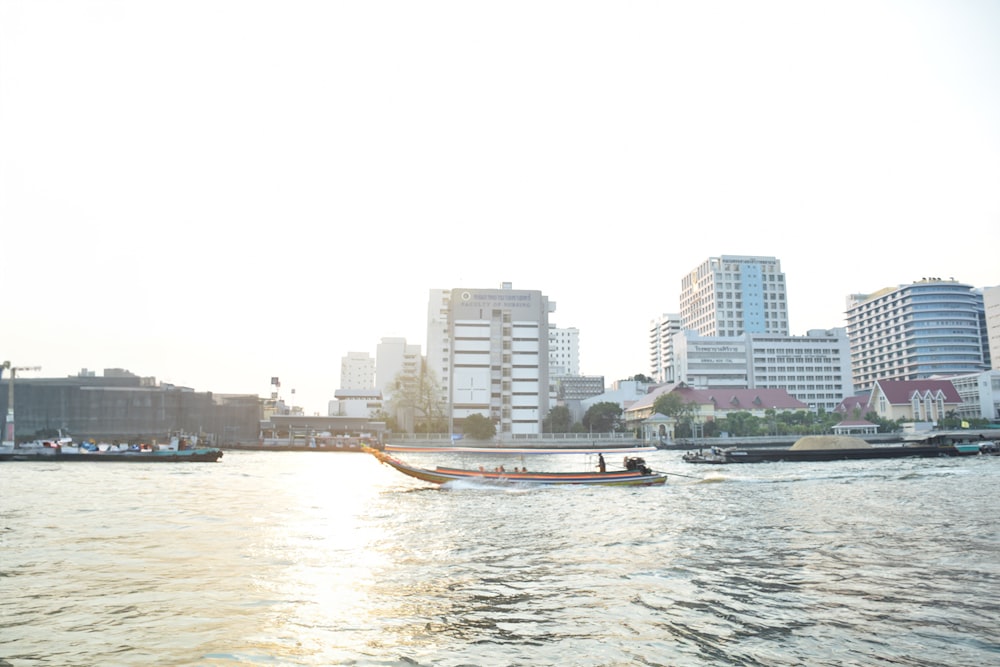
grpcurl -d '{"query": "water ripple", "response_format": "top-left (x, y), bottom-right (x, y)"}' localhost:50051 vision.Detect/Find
top-left (2, 452), bottom-right (999, 665)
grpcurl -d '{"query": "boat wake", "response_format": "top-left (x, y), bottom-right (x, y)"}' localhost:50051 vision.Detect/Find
top-left (440, 478), bottom-right (538, 494)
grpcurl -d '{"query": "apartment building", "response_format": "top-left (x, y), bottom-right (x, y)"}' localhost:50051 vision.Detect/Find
top-left (375, 337), bottom-right (422, 402)
top-left (548, 325), bottom-right (580, 376)
top-left (340, 351), bottom-right (375, 390)
top-left (649, 313), bottom-right (681, 383)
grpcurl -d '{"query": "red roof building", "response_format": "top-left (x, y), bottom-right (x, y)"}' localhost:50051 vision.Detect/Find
top-left (868, 379), bottom-right (962, 423)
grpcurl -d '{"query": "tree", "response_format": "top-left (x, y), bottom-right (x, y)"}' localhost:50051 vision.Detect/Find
top-left (389, 361), bottom-right (447, 433)
top-left (652, 392), bottom-right (690, 420)
top-left (652, 391), bottom-right (697, 436)
top-left (631, 373), bottom-right (654, 383)
top-left (715, 410), bottom-right (756, 437)
top-left (368, 408), bottom-right (397, 432)
top-left (865, 411), bottom-right (901, 433)
top-left (543, 405), bottom-right (573, 433)
top-left (583, 402), bottom-right (623, 433)
top-left (462, 413), bottom-right (496, 440)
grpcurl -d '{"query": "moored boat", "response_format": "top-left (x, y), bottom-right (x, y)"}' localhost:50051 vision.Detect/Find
top-left (0, 437), bottom-right (223, 462)
top-left (681, 434), bottom-right (1000, 464)
top-left (362, 445), bottom-right (666, 486)
top-left (682, 447), bottom-right (729, 464)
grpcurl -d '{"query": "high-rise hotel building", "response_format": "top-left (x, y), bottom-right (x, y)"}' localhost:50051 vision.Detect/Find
top-left (427, 283), bottom-right (554, 437)
top-left (846, 278), bottom-right (988, 392)
top-left (680, 255), bottom-right (789, 337)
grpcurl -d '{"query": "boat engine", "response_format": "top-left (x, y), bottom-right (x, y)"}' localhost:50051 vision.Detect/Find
top-left (624, 456), bottom-right (652, 475)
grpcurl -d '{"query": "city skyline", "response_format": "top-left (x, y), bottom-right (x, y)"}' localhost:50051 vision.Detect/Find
top-left (3, 1), bottom-right (999, 415)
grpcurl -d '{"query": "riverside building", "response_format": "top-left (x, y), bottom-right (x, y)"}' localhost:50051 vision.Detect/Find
top-left (340, 351), bottom-right (375, 390)
top-left (649, 313), bottom-right (681, 383)
top-left (548, 325), bottom-right (580, 376)
top-left (671, 329), bottom-right (853, 413)
top-left (0, 370), bottom-right (260, 444)
top-left (427, 283), bottom-right (554, 437)
top-left (845, 278), bottom-right (988, 392)
top-left (679, 255), bottom-right (789, 337)
top-left (375, 337), bottom-right (422, 402)
top-left (985, 285), bottom-right (1000, 371)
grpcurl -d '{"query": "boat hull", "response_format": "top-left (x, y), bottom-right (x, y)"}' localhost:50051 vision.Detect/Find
top-left (685, 445), bottom-right (980, 464)
top-left (0, 448), bottom-right (224, 462)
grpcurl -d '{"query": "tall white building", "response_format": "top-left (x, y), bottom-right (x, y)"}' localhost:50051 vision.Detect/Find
top-left (748, 329), bottom-right (854, 412)
top-left (947, 370), bottom-right (1000, 421)
top-left (427, 283), bottom-right (554, 437)
top-left (680, 255), bottom-right (789, 337)
top-left (649, 313), bottom-right (681, 383)
top-left (340, 352), bottom-right (375, 390)
top-left (672, 329), bottom-right (853, 412)
top-left (845, 278), bottom-right (988, 391)
top-left (985, 285), bottom-right (1000, 371)
top-left (375, 337), bottom-right (422, 401)
top-left (548, 325), bottom-right (580, 376)
top-left (673, 332), bottom-right (750, 388)
top-left (426, 288), bottom-right (453, 404)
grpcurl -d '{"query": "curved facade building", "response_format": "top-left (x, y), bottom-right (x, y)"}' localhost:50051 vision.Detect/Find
top-left (846, 279), bottom-right (988, 391)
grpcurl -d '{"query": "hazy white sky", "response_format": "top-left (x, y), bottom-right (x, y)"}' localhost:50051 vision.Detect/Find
top-left (2, 0), bottom-right (998, 415)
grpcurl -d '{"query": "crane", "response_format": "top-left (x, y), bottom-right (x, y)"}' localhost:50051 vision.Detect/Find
top-left (2, 361), bottom-right (42, 447)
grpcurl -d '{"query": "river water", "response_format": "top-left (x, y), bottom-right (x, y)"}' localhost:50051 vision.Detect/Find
top-left (2, 449), bottom-right (999, 666)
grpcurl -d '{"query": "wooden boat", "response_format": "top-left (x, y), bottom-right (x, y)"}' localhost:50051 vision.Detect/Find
top-left (363, 446), bottom-right (666, 486)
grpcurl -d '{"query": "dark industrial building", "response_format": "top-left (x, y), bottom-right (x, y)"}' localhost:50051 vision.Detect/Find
top-left (0, 370), bottom-right (261, 445)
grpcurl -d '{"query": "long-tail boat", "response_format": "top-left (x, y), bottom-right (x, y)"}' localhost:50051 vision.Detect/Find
top-left (362, 445), bottom-right (666, 486)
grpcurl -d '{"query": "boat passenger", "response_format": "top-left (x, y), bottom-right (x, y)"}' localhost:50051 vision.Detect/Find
top-left (598, 453), bottom-right (606, 473)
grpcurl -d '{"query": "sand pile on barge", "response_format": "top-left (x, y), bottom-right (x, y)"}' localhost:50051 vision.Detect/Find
top-left (790, 435), bottom-right (870, 450)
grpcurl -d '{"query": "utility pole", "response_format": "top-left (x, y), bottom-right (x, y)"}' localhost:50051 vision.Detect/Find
top-left (2, 361), bottom-right (42, 447)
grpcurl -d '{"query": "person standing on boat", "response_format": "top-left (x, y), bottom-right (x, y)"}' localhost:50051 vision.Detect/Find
top-left (598, 453), bottom-right (606, 473)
